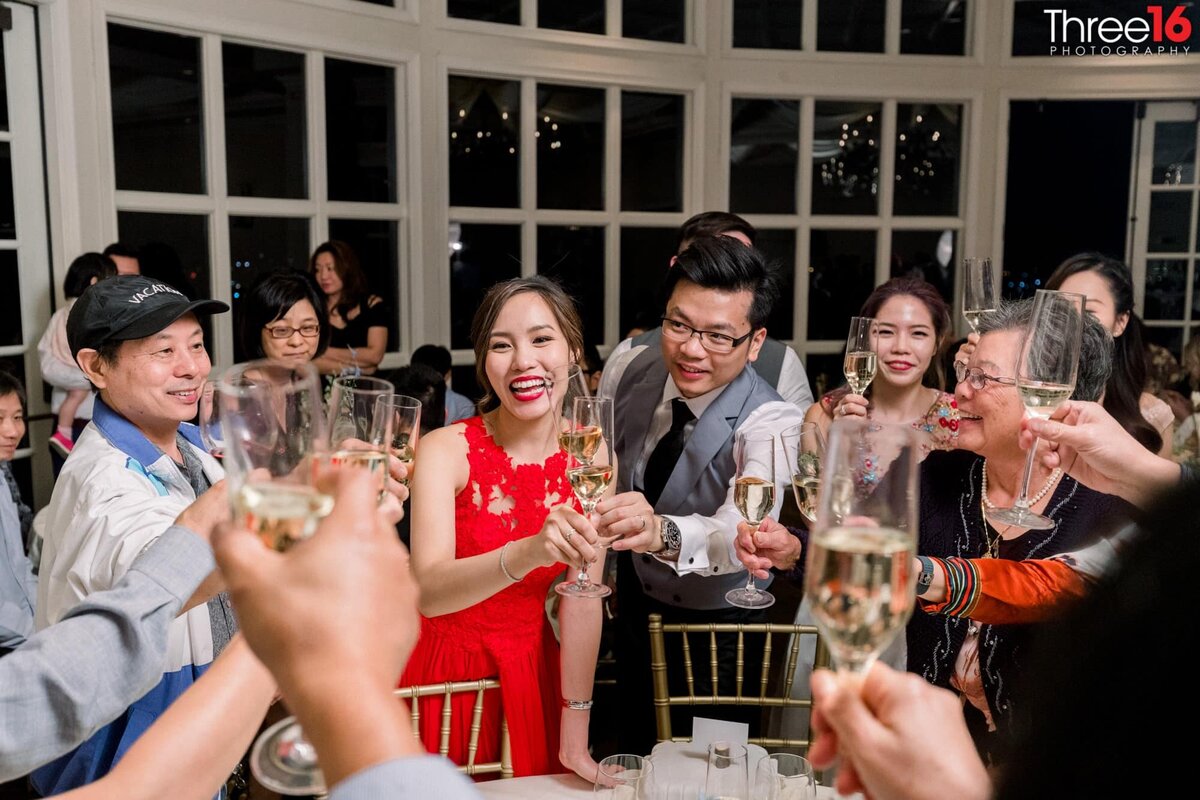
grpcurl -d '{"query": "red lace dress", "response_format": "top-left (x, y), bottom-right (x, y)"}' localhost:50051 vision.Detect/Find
top-left (399, 416), bottom-right (574, 777)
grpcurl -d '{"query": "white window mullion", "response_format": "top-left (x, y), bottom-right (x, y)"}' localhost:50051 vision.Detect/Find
top-left (876, 99), bottom-right (898, 287)
top-left (310, 51), bottom-right (330, 245)
top-left (801, 0), bottom-right (818, 52)
top-left (796, 96), bottom-right (816, 354)
top-left (885, 0), bottom-right (902, 56)
top-left (607, 0), bottom-right (622, 38)
top-left (203, 32), bottom-right (234, 368)
top-left (521, 77), bottom-right (537, 277)
top-left (605, 85), bottom-right (622, 345)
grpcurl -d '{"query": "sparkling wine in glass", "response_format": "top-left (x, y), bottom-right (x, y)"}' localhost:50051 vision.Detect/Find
top-left (726, 431), bottom-right (778, 610)
top-left (843, 316), bottom-right (878, 395)
top-left (805, 419), bottom-right (919, 675)
top-left (986, 289), bottom-right (1084, 531)
top-left (199, 382), bottom-right (225, 458)
top-left (372, 393), bottom-right (422, 486)
top-left (327, 375), bottom-right (394, 501)
top-left (962, 257), bottom-right (998, 333)
top-left (781, 423), bottom-right (825, 525)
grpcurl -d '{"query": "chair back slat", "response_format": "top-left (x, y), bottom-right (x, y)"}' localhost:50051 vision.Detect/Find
top-left (394, 678), bottom-right (510, 778)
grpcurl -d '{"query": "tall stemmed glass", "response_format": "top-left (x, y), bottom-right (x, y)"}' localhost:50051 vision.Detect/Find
top-left (372, 394), bottom-right (422, 486)
top-left (781, 423), bottom-right (826, 525)
top-left (553, 363), bottom-right (614, 599)
top-left (726, 431), bottom-right (778, 609)
top-left (962, 257), bottom-right (998, 333)
top-left (218, 360), bottom-right (331, 795)
top-left (986, 289), bottom-right (1084, 531)
top-left (326, 375), bottom-right (394, 501)
top-left (198, 382), bottom-right (225, 458)
top-left (843, 316), bottom-right (877, 395)
top-left (805, 419), bottom-right (919, 675)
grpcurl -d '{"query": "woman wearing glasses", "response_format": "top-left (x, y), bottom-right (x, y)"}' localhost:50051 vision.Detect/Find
top-left (238, 271), bottom-right (331, 366)
top-left (804, 278), bottom-right (960, 458)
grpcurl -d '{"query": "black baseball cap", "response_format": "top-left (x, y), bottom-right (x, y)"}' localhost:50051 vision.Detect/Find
top-left (67, 275), bottom-right (229, 358)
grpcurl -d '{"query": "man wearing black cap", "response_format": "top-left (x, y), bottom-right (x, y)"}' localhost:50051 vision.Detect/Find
top-left (31, 276), bottom-right (232, 795)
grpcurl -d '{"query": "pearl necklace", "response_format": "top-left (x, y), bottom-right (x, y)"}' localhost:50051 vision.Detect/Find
top-left (981, 459), bottom-right (1062, 510)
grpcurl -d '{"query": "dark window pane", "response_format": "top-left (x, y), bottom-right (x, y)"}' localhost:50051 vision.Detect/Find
top-left (808, 229), bottom-right (876, 339)
top-left (733, 1), bottom-right (802, 50)
top-left (817, 0), bottom-right (884, 52)
top-left (0, 143), bottom-right (14, 238)
top-left (325, 58), bottom-right (396, 203)
top-left (623, 0), bottom-right (686, 43)
top-left (1144, 259), bottom-right (1188, 320)
top-left (449, 222), bottom-right (521, 349)
top-left (539, 0), bottom-right (605, 34)
top-left (901, 0), bottom-right (967, 55)
top-left (448, 0), bottom-right (519, 25)
top-left (537, 84), bottom-right (604, 210)
top-left (730, 99), bottom-right (799, 214)
top-left (450, 76), bottom-right (520, 208)
top-left (891, 229), bottom-right (956, 304)
top-left (0, 250), bottom-right (22, 346)
top-left (1148, 192), bottom-right (1193, 253)
top-left (1144, 325), bottom-right (1183, 360)
top-left (223, 43), bottom-right (307, 199)
top-left (1013, 1), bottom-right (1200, 56)
top-left (0, 35), bottom-right (8, 131)
top-left (117, 212), bottom-right (211, 300)
top-left (108, 24), bottom-right (204, 194)
top-left (537, 226), bottom-right (605, 343)
top-left (620, 227), bottom-right (676, 336)
top-left (450, 364), bottom-right (483, 404)
top-left (328, 219), bottom-right (399, 353)
top-left (229, 216), bottom-right (311, 362)
top-left (621, 91), bottom-right (684, 212)
top-left (894, 103), bottom-right (961, 216)
top-left (805, 352), bottom-right (844, 400)
top-left (1152, 121), bottom-right (1196, 185)
top-left (755, 229), bottom-right (796, 340)
top-left (812, 101), bottom-right (880, 215)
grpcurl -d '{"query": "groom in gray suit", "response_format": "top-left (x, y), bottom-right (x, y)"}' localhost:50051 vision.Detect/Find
top-left (596, 236), bottom-right (806, 751)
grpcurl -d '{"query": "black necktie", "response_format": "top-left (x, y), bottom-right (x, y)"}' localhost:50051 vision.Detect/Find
top-left (642, 398), bottom-right (695, 506)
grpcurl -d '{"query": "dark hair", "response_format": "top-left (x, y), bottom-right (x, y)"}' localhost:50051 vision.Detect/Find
top-left (411, 344), bottom-right (452, 376)
top-left (310, 240), bottom-right (370, 316)
top-left (64, 252), bottom-right (118, 299)
top-left (469, 276), bottom-right (585, 414)
top-left (389, 363), bottom-right (447, 436)
top-left (661, 236), bottom-right (779, 330)
top-left (0, 370), bottom-right (26, 413)
top-left (1046, 253), bottom-right (1161, 453)
top-left (102, 242), bottom-right (138, 260)
top-left (677, 211), bottom-right (757, 254)
top-left (238, 271), bottom-right (330, 360)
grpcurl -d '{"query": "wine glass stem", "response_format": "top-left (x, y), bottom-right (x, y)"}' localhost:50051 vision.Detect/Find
top-left (576, 507), bottom-right (595, 588)
top-left (1012, 436), bottom-right (1040, 510)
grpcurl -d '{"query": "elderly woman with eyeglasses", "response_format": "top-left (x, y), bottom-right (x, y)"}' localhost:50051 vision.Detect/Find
top-left (237, 271), bottom-right (330, 365)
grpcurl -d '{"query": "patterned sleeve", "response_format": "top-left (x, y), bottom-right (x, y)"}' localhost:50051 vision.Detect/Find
top-left (918, 556), bottom-right (1088, 625)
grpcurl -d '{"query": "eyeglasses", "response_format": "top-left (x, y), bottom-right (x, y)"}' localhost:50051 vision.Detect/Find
top-left (954, 361), bottom-right (1017, 391)
top-left (265, 323), bottom-right (320, 340)
top-left (660, 317), bottom-right (754, 354)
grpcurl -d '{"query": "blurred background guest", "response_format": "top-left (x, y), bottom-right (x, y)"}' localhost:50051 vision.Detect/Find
top-left (237, 271), bottom-right (330, 367)
top-left (310, 241), bottom-right (388, 377)
top-left (411, 343), bottom-right (474, 423)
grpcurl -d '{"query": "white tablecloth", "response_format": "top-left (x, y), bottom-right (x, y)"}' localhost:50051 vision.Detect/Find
top-left (474, 774), bottom-right (845, 799)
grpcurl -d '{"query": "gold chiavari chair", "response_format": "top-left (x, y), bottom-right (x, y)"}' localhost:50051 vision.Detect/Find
top-left (394, 678), bottom-right (514, 778)
top-left (647, 613), bottom-right (829, 751)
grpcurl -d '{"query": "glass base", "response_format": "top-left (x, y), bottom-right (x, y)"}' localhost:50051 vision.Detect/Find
top-left (986, 505), bottom-right (1056, 531)
top-left (555, 579), bottom-right (611, 599)
top-left (250, 717), bottom-right (326, 795)
top-left (726, 587), bottom-right (776, 609)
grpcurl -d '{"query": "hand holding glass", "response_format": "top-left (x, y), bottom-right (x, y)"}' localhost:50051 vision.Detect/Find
top-left (781, 423), bottom-right (825, 525)
top-left (372, 393), bottom-right (422, 486)
top-left (326, 375), bottom-right (395, 501)
top-left (726, 431), bottom-right (777, 609)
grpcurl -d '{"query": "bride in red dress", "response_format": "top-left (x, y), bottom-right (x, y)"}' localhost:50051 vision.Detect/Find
top-left (402, 277), bottom-right (604, 781)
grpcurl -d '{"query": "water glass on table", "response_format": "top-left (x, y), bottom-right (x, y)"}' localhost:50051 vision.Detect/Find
top-left (753, 753), bottom-right (815, 800)
top-left (595, 754), bottom-right (654, 799)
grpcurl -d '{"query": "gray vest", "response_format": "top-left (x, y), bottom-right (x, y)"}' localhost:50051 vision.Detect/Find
top-left (631, 327), bottom-right (788, 391)
top-left (614, 345), bottom-right (783, 609)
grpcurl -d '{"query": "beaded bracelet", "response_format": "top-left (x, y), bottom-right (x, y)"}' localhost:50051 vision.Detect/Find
top-left (561, 699), bottom-right (593, 711)
top-left (499, 540), bottom-right (521, 583)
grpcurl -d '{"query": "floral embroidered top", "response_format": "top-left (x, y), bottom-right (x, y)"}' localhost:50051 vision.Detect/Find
top-left (819, 389), bottom-right (959, 457)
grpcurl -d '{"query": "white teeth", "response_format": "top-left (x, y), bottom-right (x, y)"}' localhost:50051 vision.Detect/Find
top-left (510, 378), bottom-right (544, 391)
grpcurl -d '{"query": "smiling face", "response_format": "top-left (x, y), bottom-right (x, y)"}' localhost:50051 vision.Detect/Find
top-left (0, 392), bottom-right (25, 462)
top-left (261, 299), bottom-right (320, 366)
top-left (312, 252), bottom-right (344, 300)
top-left (953, 328), bottom-right (1024, 457)
top-left (660, 279), bottom-right (766, 399)
top-left (84, 314), bottom-right (212, 447)
top-left (1058, 270), bottom-right (1128, 337)
top-left (483, 292), bottom-right (572, 423)
top-left (874, 295), bottom-right (939, 390)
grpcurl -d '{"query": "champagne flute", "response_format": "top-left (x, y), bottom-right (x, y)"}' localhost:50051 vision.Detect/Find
top-left (219, 360), bottom-right (330, 795)
top-left (199, 382), bottom-right (225, 458)
top-left (805, 419), bottom-right (919, 675)
top-left (726, 431), bottom-right (778, 610)
top-left (962, 257), bottom-right (997, 333)
top-left (781, 423), bottom-right (825, 525)
top-left (843, 316), bottom-right (877, 395)
top-left (326, 375), bottom-right (394, 501)
top-left (986, 289), bottom-right (1084, 531)
top-left (372, 393), bottom-right (422, 486)
top-left (753, 753), bottom-right (816, 800)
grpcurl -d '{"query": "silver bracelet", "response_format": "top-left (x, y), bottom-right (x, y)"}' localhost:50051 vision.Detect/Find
top-left (499, 540), bottom-right (521, 583)
top-left (561, 698), bottom-right (593, 711)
